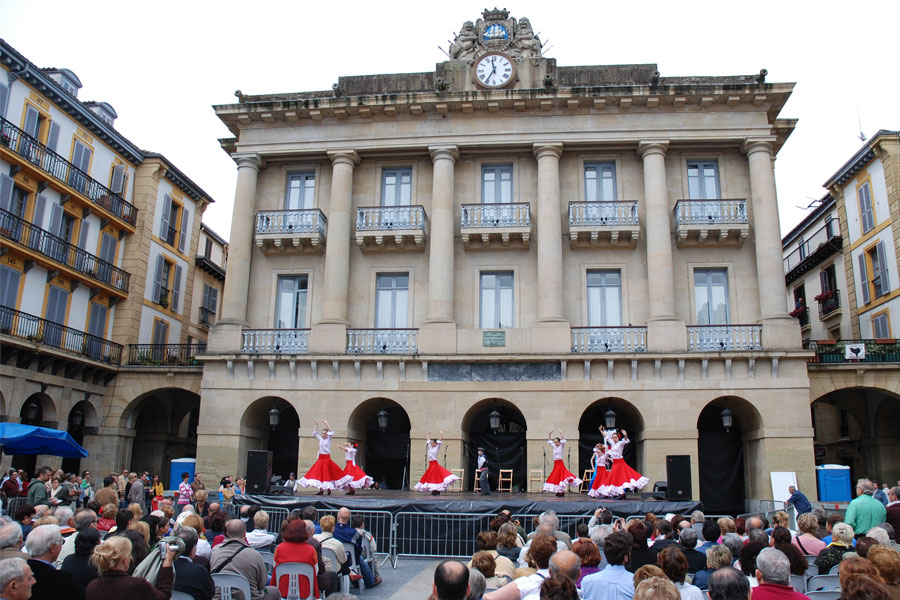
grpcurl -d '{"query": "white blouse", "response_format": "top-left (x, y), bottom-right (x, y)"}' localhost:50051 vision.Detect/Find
top-left (548, 439), bottom-right (566, 460)
top-left (607, 438), bottom-right (628, 459)
top-left (344, 447), bottom-right (357, 464)
top-left (314, 429), bottom-right (333, 454)
top-left (426, 440), bottom-right (441, 461)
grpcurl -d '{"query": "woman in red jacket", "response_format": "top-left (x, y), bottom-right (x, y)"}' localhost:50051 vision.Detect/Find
top-left (272, 519), bottom-right (320, 599)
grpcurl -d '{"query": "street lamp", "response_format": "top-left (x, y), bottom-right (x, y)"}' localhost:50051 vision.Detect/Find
top-left (70, 406), bottom-right (84, 428)
top-left (23, 401), bottom-right (39, 423)
top-left (376, 409), bottom-right (389, 432)
top-left (604, 408), bottom-right (617, 429)
top-left (268, 407), bottom-right (280, 430)
top-left (721, 407), bottom-right (734, 433)
top-left (488, 409), bottom-right (501, 433)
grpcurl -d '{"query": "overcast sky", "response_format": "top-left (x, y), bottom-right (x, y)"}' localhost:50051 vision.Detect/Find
top-left (1, 0), bottom-right (897, 240)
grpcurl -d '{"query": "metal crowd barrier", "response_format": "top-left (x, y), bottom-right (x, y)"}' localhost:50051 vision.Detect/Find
top-left (259, 505), bottom-right (290, 535)
top-left (4, 497), bottom-right (25, 517)
top-left (316, 508), bottom-right (397, 568)
top-left (394, 511), bottom-right (495, 563)
top-left (513, 513), bottom-right (593, 540)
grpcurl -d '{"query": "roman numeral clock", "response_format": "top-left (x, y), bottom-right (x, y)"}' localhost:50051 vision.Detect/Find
top-left (473, 52), bottom-right (516, 89)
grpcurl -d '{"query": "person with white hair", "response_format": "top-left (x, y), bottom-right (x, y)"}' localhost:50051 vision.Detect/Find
top-left (0, 557), bottom-right (36, 600)
top-left (846, 478), bottom-right (887, 538)
top-left (815, 522), bottom-right (855, 574)
top-left (753, 548), bottom-right (806, 599)
top-left (26, 524), bottom-right (84, 599)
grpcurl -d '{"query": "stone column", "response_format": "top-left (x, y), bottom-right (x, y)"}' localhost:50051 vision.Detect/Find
top-left (639, 141), bottom-right (686, 351)
top-left (534, 143), bottom-right (565, 322)
top-left (743, 138), bottom-right (799, 349)
top-left (210, 154), bottom-right (262, 352)
top-left (309, 150), bottom-right (359, 353)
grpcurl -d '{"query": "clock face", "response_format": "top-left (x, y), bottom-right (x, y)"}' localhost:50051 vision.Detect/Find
top-left (475, 53), bottom-right (515, 88)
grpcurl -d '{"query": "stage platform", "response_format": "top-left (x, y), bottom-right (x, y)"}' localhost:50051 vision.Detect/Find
top-left (234, 490), bottom-right (702, 518)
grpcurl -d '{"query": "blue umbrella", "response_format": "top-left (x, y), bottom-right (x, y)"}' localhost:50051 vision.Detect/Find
top-left (0, 423), bottom-right (88, 458)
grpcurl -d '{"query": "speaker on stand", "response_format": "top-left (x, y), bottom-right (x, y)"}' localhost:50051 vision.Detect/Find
top-left (247, 450), bottom-right (273, 494)
top-left (666, 455), bottom-right (692, 501)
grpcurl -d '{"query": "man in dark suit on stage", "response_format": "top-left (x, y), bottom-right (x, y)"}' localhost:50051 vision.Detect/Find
top-left (25, 524), bottom-right (84, 600)
top-left (172, 527), bottom-right (215, 600)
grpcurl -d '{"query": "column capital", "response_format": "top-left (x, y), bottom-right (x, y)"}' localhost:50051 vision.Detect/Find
top-left (638, 140), bottom-right (669, 158)
top-left (428, 145), bottom-right (459, 162)
top-left (233, 153), bottom-right (264, 171)
top-left (533, 142), bottom-right (563, 160)
top-left (741, 137), bottom-right (776, 156)
top-left (327, 149), bottom-right (360, 166)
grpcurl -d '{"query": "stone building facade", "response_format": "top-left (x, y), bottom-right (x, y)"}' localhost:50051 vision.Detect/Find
top-left (200, 11), bottom-right (813, 511)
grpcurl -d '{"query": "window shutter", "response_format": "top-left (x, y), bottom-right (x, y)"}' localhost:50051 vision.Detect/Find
top-left (875, 242), bottom-right (890, 295)
top-left (46, 122), bottom-right (60, 153)
top-left (209, 287), bottom-right (218, 313)
top-left (33, 195), bottom-right (47, 228)
top-left (0, 173), bottom-right (13, 213)
top-left (78, 221), bottom-right (90, 250)
top-left (152, 255), bottom-right (165, 304)
top-left (23, 107), bottom-right (39, 138)
top-left (71, 143), bottom-right (85, 173)
top-left (110, 164), bottom-right (125, 194)
top-left (178, 207), bottom-right (189, 253)
top-left (159, 195), bottom-right (172, 239)
top-left (0, 83), bottom-right (8, 118)
top-left (858, 253), bottom-right (870, 304)
top-left (172, 264), bottom-right (183, 312)
top-left (78, 146), bottom-right (92, 173)
top-left (48, 202), bottom-right (63, 238)
top-left (819, 270), bottom-right (830, 293)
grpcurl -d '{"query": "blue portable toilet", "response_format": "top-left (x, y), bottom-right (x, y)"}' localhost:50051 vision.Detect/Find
top-left (816, 464), bottom-right (851, 502)
top-left (169, 458), bottom-right (196, 491)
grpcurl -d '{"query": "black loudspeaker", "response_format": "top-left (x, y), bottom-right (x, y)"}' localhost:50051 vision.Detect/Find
top-left (247, 450), bottom-right (273, 494)
top-left (666, 455), bottom-right (692, 500)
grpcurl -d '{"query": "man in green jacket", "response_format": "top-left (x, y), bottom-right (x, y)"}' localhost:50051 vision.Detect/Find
top-left (25, 467), bottom-right (55, 508)
top-left (846, 478), bottom-right (887, 538)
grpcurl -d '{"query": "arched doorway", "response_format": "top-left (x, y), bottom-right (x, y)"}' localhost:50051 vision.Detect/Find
top-left (461, 399), bottom-right (527, 492)
top-left (697, 397), bottom-right (762, 515)
top-left (11, 392), bottom-right (57, 475)
top-left (124, 388), bottom-right (200, 484)
top-left (578, 398), bottom-right (643, 483)
top-left (240, 397), bottom-right (300, 482)
top-left (347, 398), bottom-right (411, 490)
top-left (61, 400), bottom-right (98, 475)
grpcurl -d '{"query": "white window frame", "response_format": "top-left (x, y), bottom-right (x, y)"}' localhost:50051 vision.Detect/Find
top-left (374, 273), bottom-right (409, 328)
top-left (872, 312), bottom-right (890, 339)
top-left (480, 270), bottom-right (514, 329)
top-left (686, 160), bottom-right (721, 200)
top-left (586, 269), bottom-right (622, 326)
top-left (481, 164), bottom-right (514, 204)
top-left (380, 168), bottom-right (413, 207)
top-left (274, 274), bottom-right (309, 329)
top-left (583, 162), bottom-right (617, 203)
top-left (692, 267), bottom-right (731, 325)
top-left (285, 172), bottom-right (316, 210)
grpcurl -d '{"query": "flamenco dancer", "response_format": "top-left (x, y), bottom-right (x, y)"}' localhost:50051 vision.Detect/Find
top-left (298, 420), bottom-right (352, 495)
top-left (414, 431), bottom-right (459, 495)
top-left (340, 441), bottom-right (373, 495)
top-left (589, 428), bottom-right (649, 499)
top-left (587, 441), bottom-right (608, 492)
top-left (543, 429), bottom-right (582, 497)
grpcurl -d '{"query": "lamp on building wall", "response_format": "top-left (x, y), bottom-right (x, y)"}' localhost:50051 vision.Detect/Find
top-left (604, 407), bottom-right (617, 430)
top-left (376, 409), bottom-right (389, 432)
top-left (22, 400), bottom-right (39, 423)
top-left (70, 406), bottom-right (84, 428)
top-left (268, 407), bottom-right (280, 430)
top-left (489, 409), bottom-right (502, 433)
top-left (721, 407), bottom-right (734, 433)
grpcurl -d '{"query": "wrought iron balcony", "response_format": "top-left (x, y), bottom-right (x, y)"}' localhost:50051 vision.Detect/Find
top-left (198, 306), bottom-right (215, 327)
top-left (241, 328), bottom-right (309, 354)
top-left (0, 305), bottom-right (122, 364)
top-left (673, 199), bottom-right (749, 246)
top-left (355, 205), bottom-right (427, 251)
top-left (816, 289), bottom-right (842, 320)
top-left (126, 343), bottom-right (206, 366)
top-left (0, 209), bottom-right (130, 295)
top-left (460, 203), bottom-right (531, 249)
top-left (806, 339), bottom-right (900, 364)
top-left (255, 209), bottom-right (326, 253)
top-left (568, 201), bottom-right (640, 247)
top-left (195, 255), bottom-right (225, 281)
top-left (346, 328), bottom-right (418, 354)
top-left (687, 324), bottom-right (762, 351)
top-left (0, 117), bottom-right (138, 227)
top-left (784, 219), bottom-right (842, 284)
top-left (571, 326), bottom-right (648, 352)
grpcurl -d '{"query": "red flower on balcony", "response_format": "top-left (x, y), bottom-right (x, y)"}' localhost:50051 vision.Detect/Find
top-left (814, 290), bottom-right (834, 302)
top-left (789, 307), bottom-right (806, 318)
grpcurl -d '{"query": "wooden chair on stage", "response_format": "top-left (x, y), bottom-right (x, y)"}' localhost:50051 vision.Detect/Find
top-left (498, 469), bottom-right (513, 492)
top-left (529, 469), bottom-right (544, 493)
top-left (580, 469), bottom-right (594, 493)
top-left (449, 468), bottom-right (464, 492)
top-left (474, 469), bottom-right (482, 493)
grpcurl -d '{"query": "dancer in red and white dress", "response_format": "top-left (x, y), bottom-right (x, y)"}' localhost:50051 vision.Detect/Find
top-left (298, 421), bottom-right (352, 495)
top-left (414, 431), bottom-right (459, 495)
top-left (543, 429), bottom-right (582, 497)
top-left (590, 429), bottom-right (649, 498)
top-left (340, 441), bottom-right (373, 495)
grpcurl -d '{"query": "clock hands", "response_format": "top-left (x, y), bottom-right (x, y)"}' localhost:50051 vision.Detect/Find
top-left (489, 56), bottom-right (498, 84)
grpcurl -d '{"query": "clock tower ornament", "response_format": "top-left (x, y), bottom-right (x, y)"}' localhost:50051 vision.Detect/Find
top-left (449, 8), bottom-right (544, 61)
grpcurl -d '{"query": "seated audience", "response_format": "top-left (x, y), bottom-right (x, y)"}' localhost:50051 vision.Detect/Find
top-left (752, 548), bottom-right (806, 599)
top-left (273, 520), bottom-right (319, 599)
top-left (693, 545), bottom-right (733, 591)
top-left (60, 527), bottom-right (100, 588)
top-left (707, 566), bottom-right (750, 600)
top-left (657, 545), bottom-right (702, 600)
top-left (209, 518), bottom-right (280, 600)
top-left (816, 522), bottom-right (855, 574)
top-left (771, 526), bottom-right (808, 576)
top-left (87, 536), bottom-right (174, 599)
top-left (793, 513), bottom-right (826, 556)
top-left (572, 539), bottom-right (603, 586)
top-left (634, 576), bottom-right (680, 600)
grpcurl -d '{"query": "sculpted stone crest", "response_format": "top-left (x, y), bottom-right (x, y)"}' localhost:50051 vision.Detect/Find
top-left (449, 8), bottom-right (543, 60)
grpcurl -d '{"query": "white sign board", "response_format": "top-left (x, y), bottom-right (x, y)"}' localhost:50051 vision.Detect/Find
top-left (770, 471), bottom-right (798, 503)
top-left (845, 343), bottom-right (866, 360)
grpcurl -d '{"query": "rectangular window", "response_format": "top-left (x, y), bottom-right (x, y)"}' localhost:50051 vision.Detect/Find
top-left (44, 284), bottom-right (69, 348)
top-left (85, 302), bottom-right (108, 359)
top-left (46, 122), bottom-right (60, 153)
top-left (110, 164), bottom-right (127, 196)
top-left (872, 311), bottom-right (891, 339)
top-left (381, 168), bottom-right (412, 207)
top-left (68, 139), bottom-right (92, 193)
top-left (586, 270), bottom-right (622, 326)
top-left (694, 268), bottom-right (729, 325)
top-left (200, 284), bottom-right (218, 327)
top-left (0, 265), bottom-right (20, 331)
top-left (0, 81), bottom-right (8, 118)
top-left (151, 256), bottom-right (176, 308)
top-left (151, 318), bottom-right (169, 345)
top-left (687, 160), bottom-right (720, 199)
top-left (482, 165), bottom-right (513, 204)
top-left (285, 173), bottom-right (315, 210)
top-left (584, 163), bottom-right (616, 202)
top-left (480, 271), bottom-right (514, 329)
top-left (865, 242), bottom-right (891, 300)
top-left (375, 273), bottom-right (409, 328)
top-left (857, 180), bottom-right (875, 234)
top-left (275, 275), bottom-right (308, 328)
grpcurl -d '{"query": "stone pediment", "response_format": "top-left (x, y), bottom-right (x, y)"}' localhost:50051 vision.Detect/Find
top-left (449, 8), bottom-right (543, 61)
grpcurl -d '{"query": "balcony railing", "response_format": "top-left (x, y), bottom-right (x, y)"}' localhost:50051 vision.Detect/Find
top-left (687, 324), bottom-right (762, 351)
top-left (817, 290), bottom-right (841, 320)
top-left (806, 339), bottom-right (900, 364)
top-left (357, 205), bottom-right (426, 231)
top-left (198, 306), bottom-right (215, 327)
top-left (0, 305), bottom-right (122, 364)
top-left (571, 326), bottom-right (648, 352)
top-left (784, 219), bottom-right (842, 283)
top-left (0, 117), bottom-right (138, 226)
top-left (460, 203), bottom-right (530, 228)
top-left (255, 209), bottom-right (326, 235)
top-left (241, 329), bottom-right (309, 354)
top-left (126, 343), bottom-right (206, 366)
top-left (673, 199), bottom-right (748, 224)
top-left (346, 328), bottom-right (418, 354)
top-left (0, 209), bottom-right (131, 293)
top-left (568, 201), bottom-right (639, 226)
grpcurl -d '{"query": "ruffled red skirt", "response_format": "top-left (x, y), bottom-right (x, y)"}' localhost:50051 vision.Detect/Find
top-left (298, 453), bottom-right (353, 490)
top-left (414, 460), bottom-right (459, 492)
top-left (543, 459), bottom-right (583, 493)
top-left (588, 458), bottom-right (649, 498)
top-left (343, 461), bottom-right (374, 489)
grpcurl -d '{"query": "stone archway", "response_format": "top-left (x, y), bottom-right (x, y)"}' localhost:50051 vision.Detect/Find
top-left (11, 392), bottom-right (58, 475)
top-left (578, 398), bottom-right (645, 485)
top-left (239, 397), bottom-right (300, 483)
top-left (61, 399), bottom-right (100, 475)
top-left (347, 398), bottom-right (411, 490)
top-left (460, 398), bottom-right (527, 492)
